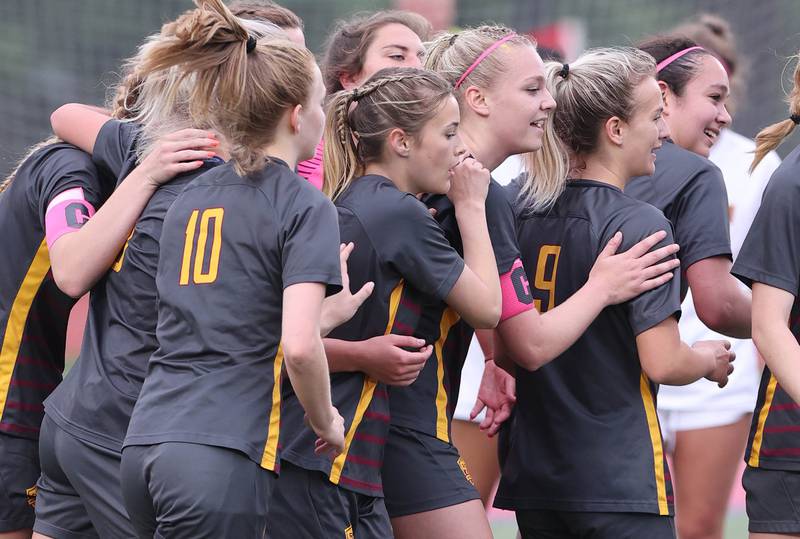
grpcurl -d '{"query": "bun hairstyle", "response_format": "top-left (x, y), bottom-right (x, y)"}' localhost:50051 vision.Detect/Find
top-left (323, 67), bottom-right (452, 200)
top-left (637, 35), bottom-right (714, 97)
top-left (546, 47), bottom-right (656, 158)
top-left (427, 25), bottom-right (567, 213)
top-left (750, 55), bottom-right (800, 171)
top-left (109, 0), bottom-right (315, 176)
top-left (322, 11), bottom-right (432, 94)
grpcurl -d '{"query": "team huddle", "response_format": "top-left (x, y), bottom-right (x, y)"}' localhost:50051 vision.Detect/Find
top-left (1, 0), bottom-right (799, 538)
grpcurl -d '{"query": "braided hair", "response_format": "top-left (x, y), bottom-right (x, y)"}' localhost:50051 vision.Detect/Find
top-left (323, 67), bottom-right (452, 199)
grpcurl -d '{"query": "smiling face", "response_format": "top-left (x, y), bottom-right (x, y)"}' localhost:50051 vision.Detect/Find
top-left (407, 96), bottom-right (464, 195)
top-left (620, 76), bottom-right (670, 177)
top-left (662, 55), bottom-right (732, 157)
top-left (481, 45), bottom-right (557, 157)
top-left (342, 23), bottom-right (425, 90)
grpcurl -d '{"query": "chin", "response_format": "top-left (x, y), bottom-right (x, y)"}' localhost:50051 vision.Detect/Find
top-left (693, 142), bottom-right (711, 158)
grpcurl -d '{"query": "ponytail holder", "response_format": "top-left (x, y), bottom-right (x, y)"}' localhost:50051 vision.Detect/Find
top-left (559, 63), bottom-right (569, 79)
top-left (791, 114), bottom-right (800, 125)
top-left (246, 35), bottom-right (257, 54)
top-left (449, 33), bottom-right (459, 46)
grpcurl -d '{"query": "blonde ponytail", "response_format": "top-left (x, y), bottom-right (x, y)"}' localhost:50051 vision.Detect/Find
top-left (751, 55), bottom-right (800, 171)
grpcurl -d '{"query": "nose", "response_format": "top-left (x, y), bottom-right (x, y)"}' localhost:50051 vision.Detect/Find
top-left (454, 135), bottom-right (467, 157)
top-left (541, 88), bottom-right (557, 111)
top-left (718, 104), bottom-right (732, 127)
top-left (658, 117), bottom-right (670, 141)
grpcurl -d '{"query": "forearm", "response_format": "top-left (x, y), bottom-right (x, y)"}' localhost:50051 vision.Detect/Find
top-left (284, 336), bottom-right (335, 429)
top-left (50, 171), bottom-right (157, 297)
top-left (454, 202), bottom-right (501, 318)
top-left (323, 338), bottom-right (363, 373)
top-left (498, 281), bottom-right (607, 370)
top-left (754, 323), bottom-right (800, 403)
top-left (651, 342), bottom-right (714, 386)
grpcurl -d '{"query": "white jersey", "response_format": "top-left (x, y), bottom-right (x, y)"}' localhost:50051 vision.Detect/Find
top-left (658, 129), bottom-right (780, 414)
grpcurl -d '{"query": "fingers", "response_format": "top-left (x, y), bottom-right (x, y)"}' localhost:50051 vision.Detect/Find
top-left (638, 243), bottom-right (680, 267)
top-left (351, 282), bottom-right (374, 305)
top-left (638, 271), bottom-right (675, 292)
top-left (163, 128), bottom-right (217, 141)
top-left (625, 230), bottom-right (667, 258)
top-left (162, 137), bottom-right (219, 154)
top-left (470, 398), bottom-right (486, 420)
top-left (597, 231), bottom-right (623, 258)
top-left (638, 259), bottom-right (680, 282)
top-left (397, 345), bottom-right (432, 366)
top-left (721, 340), bottom-right (732, 350)
top-left (386, 334), bottom-right (427, 349)
top-left (170, 149), bottom-right (216, 164)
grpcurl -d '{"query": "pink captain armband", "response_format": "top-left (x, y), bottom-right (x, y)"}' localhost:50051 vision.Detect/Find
top-left (44, 187), bottom-right (96, 249)
top-left (499, 258), bottom-right (535, 321)
top-left (296, 140), bottom-right (324, 190)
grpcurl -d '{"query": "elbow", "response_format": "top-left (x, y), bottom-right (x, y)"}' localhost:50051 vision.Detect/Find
top-left (465, 306), bottom-right (501, 330)
top-left (52, 268), bottom-right (90, 299)
top-left (282, 335), bottom-right (322, 371)
top-left (50, 104), bottom-right (76, 138)
top-left (751, 319), bottom-right (770, 355)
top-left (507, 341), bottom-right (549, 372)
top-left (694, 297), bottom-right (734, 335)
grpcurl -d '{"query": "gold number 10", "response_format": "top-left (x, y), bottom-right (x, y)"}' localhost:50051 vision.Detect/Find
top-left (179, 208), bottom-right (225, 285)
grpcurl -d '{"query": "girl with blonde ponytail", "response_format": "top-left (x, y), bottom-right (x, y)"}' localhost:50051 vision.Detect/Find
top-left (422, 25), bottom-right (683, 527)
top-left (496, 47), bottom-right (734, 539)
top-left (31, 1), bottom-right (346, 538)
top-left (268, 65), bottom-right (503, 538)
top-left (731, 53), bottom-right (800, 539)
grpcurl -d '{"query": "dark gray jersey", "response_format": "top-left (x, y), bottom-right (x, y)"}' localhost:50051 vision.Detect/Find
top-left (124, 159), bottom-right (341, 472)
top-left (626, 141), bottom-right (731, 298)
top-left (0, 143), bottom-right (110, 439)
top-left (45, 120), bottom-right (223, 451)
top-left (732, 144), bottom-right (800, 471)
top-left (279, 175), bottom-right (464, 495)
top-left (495, 179), bottom-right (680, 516)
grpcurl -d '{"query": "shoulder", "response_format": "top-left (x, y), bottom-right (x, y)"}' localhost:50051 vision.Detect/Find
top-left (339, 175), bottom-right (428, 226)
top-left (604, 195), bottom-right (671, 246)
top-left (763, 147), bottom-right (800, 197)
top-left (658, 142), bottom-right (721, 181)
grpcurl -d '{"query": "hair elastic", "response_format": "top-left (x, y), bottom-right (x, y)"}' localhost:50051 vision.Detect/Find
top-left (454, 33), bottom-right (517, 89)
top-left (656, 46), bottom-right (704, 72)
top-left (559, 63), bottom-right (569, 79)
top-left (246, 35), bottom-right (257, 54)
top-left (791, 114), bottom-right (800, 125)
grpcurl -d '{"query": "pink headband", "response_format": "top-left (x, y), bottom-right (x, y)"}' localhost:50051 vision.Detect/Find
top-left (656, 46), bottom-right (705, 73)
top-left (454, 33), bottom-right (517, 89)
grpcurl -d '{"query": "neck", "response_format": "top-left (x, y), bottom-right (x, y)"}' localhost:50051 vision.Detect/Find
top-left (262, 140), bottom-right (299, 170)
top-left (459, 120), bottom-right (508, 171)
top-left (574, 154), bottom-right (628, 190)
top-left (364, 161), bottom-right (414, 194)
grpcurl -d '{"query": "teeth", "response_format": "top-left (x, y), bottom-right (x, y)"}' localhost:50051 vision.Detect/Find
top-left (704, 129), bottom-right (716, 138)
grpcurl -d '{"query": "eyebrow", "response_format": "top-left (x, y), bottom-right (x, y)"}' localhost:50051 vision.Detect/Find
top-left (521, 76), bottom-right (545, 85)
top-left (445, 121), bottom-right (459, 129)
top-left (707, 83), bottom-right (729, 93)
top-left (382, 44), bottom-right (426, 57)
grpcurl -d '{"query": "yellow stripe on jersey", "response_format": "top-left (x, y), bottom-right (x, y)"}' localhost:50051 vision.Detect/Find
top-left (748, 373), bottom-right (778, 468)
top-left (434, 308), bottom-right (461, 443)
top-left (260, 344), bottom-right (284, 470)
top-left (330, 378), bottom-right (377, 484)
top-left (329, 280), bottom-right (404, 483)
top-left (0, 240), bottom-right (51, 420)
top-left (639, 372), bottom-right (669, 516)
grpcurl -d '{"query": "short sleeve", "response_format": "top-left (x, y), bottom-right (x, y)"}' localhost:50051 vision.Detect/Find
top-left (280, 190), bottom-right (342, 292)
top-left (37, 147), bottom-right (110, 231)
top-left (486, 179), bottom-right (522, 274)
top-left (603, 204), bottom-right (682, 335)
top-left (672, 165), bottom-right (732, 268)
top-left (92, 119), bottom-right (140, 180)
top-left (732, 169), bottom-right (800, 296)
top-left (379, 197), bottom-right (465, 301)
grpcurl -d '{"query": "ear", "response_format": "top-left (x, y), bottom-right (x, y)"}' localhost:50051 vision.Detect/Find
top-left (387, 127), bottom-right (411, 158)
top-left (604, 116), bottom-right (625, 147)
top-left (657, 80), bottom-right (674, 116)
top-left (462, 85), bottom-right (490, 118)
top-left (289, 104), bottom-right (303, 134)
top-left (339, 71), bottom-right (362, 92)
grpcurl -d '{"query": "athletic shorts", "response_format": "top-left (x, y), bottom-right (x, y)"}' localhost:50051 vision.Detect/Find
top-left (515, 509), bottom-right (676, 539)
top-left (658, 408), bottom-right (751, 454)
top-left (33, 415), bottom-right (134, 539)
top-left (121, 442), bottom-right (275, 539)
top-left (0, 433), bottom-right (39, 532)
top-left (382, 424), bottom-right (479, 518)
top-left (268, 461), bottom-right (391, 538)
top-left (743, 465), bottom-right (800, 534)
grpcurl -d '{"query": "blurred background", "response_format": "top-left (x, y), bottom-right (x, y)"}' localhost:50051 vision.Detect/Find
top-left (2, 0), bottom-right (800, 178)
top-left (4, 2), bottom-right (798, 537)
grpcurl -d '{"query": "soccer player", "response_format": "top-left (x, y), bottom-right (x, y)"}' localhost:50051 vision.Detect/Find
top-left (649, 18), bottom-right (781, 539)
top-left (495, 47), bottom-right (734, 539)
top-left (731, 53), bottom-right (800, 539)
top-left (297, 9), bottom-right (431, 190)
top-left (118, 1), bottom-right (346, 536)
top-left (269, 66), bottom-right (502, 538)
